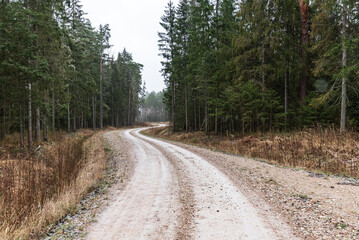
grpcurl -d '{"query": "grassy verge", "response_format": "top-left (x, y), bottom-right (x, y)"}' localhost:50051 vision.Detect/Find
top-left (145, 126), bottom-right (359, 178)
top-left (0, 130), bottom-right (107, 240)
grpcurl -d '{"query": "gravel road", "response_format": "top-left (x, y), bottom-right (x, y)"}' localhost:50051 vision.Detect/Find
top-left (86, 128), bottom-right (297, 240)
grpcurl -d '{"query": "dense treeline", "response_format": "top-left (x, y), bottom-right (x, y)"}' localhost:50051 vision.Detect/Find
top-left (0, 0), bottom-right (143, 149)
top-left (139, 91), bottom-right (168, 122)
top-left (159, 0), bottom-right (359, 134)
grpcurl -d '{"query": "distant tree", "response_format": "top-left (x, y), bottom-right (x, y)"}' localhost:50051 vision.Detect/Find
top-left (141, 91), bottom-right (168, 122)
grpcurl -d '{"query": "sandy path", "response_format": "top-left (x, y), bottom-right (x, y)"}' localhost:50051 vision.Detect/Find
top-left (86, 128), bottom-right (297, 239)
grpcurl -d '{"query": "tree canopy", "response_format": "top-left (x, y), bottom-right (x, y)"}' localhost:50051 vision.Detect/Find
top-left (0, 0), bottom-right (144, 148)
top-left (159, 0), bottom-right (359, 134)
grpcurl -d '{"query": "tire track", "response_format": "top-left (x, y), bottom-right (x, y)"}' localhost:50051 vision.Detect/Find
top-left (134, 128), bottom-right (293, 240)
top-left (86, 129), bottom-right (180, 240)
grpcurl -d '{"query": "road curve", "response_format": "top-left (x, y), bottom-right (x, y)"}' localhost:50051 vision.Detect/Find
top-left (86, 128), bottom-right (297, 240)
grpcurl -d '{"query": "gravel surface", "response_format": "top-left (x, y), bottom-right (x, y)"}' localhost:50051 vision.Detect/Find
top-left (87, 129), bottom-right (180, 240)
top-left (86, 128), bottom-right (296, 239)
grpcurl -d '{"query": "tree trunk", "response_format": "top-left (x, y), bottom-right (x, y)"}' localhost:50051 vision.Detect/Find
top-left (340, 1), bottom-right (347, 134)
top-left (261, 47), bottom-right (266, 131)
top-left (43, 115), bottom-right (48, 142)
top-left (73, 109), bottom-right (76, 131)
top-left (171, 77), bottom-right (175, 131)
top-left (198, 100), bottom-right (201, 131)
top-left (28, 81), bottom-right (32, 148)
top-left (299, 0), bottom-right (309, 103)
top-left (2, 88), bottom-right (5, 142)
top-left (128, 82), bottom-right (131, 126)
top-left (26, 0), bottom-right (32, 149)
top-left (205, 102), bottom-right (208, 134)
top-left (194, 96), bottom-right (197, 131)
top-left (215, 0), bottom-right (219, 134)
top-left (261, 47), bottom-right (265, 101)
top-left (111, 94), bottom-right (114, 127)
top-left (185, 84), bottom-right (188, 132)
top-left (92, 95), bottom-right (96, 130)
top-left (99, 51), bottom-right (103, 129)
top-left (52, 91), bottom-right (55, 130)
top-left (111, 64), bottom-right (115, 127)
top-left (285, 65), bottom-right (289, 130)
top-left (116, 113), bottom-right (119, 127)
top-left (215, 105), bottom-right (218, 134)
top-left (67, 87), bottom-right (70, 134)
top-left (35, 108), bottom-right (40, 142)
top-left (19, 104), bottom-right (24, 150)
top-left (81, 110), bottom-right (84, 129)
top-left (34, 0), bottom-right (40, 143)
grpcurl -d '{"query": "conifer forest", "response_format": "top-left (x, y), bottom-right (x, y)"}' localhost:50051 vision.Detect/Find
top-left (0, 0), bottom-right (144, 149)
top-left (1, 0), bottom-right (359, 239)
top-left (159, 0), bottom-right (359, 134)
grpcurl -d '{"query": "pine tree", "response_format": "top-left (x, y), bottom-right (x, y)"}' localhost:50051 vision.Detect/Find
top-left (98, 24), bottom-right (111, 129)
top-left (299, 0), bottom-right (310, 103)
top-left (311, 0), bottom-right (358, 132)
top-left (175, 0), bottom-right (191, 131)
top-left (159, 1), bottom-right (177, 131)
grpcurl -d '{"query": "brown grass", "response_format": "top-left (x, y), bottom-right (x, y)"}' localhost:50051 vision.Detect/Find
top-left (0, 131), bottom-right (68, 160)
top-left (146, 127), bottom-right (359, 178)
top-left (0, 130), bottom-right (107, 240)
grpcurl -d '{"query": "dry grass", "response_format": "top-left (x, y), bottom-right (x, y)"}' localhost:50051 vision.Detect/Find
top-left (146, 127), bottom-right (359, 178)
top-left (0, 130), bottom-right (107, 240)
top-left (0, 131), bottom-right (68, 160)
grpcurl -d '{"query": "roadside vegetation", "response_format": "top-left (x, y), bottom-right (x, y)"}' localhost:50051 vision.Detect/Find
top-left (0, 131), bottom-right (107, 239)
top-left (146, 126), bottom-right (359, 178)
top-left (0, 0), bottom-right (145, 237)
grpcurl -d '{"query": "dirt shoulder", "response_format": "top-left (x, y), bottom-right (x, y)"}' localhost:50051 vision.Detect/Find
top-left (144, 128), bottom-right (359, 240)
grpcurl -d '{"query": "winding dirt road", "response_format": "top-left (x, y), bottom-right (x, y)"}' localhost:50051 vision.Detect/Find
top-left (86, 128), bottom-right (297, 240)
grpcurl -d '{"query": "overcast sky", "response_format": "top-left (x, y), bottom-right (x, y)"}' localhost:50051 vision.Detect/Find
top-left (81, 0), bottom-right (178, 93)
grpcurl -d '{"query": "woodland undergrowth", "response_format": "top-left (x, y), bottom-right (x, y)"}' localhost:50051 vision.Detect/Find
top-left (0, 130), bottom-right (107, 239)
top-left (146, 126), bottom-right (359, 178)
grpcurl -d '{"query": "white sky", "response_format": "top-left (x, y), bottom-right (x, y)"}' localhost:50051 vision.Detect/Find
top-left (81, 0), bottom-right (178, 93)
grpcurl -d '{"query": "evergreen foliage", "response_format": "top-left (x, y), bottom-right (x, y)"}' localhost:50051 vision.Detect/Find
top-left (0, 0), bottom-right (143, 148)
top-left (159, 0), bottom-right (359, 133)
